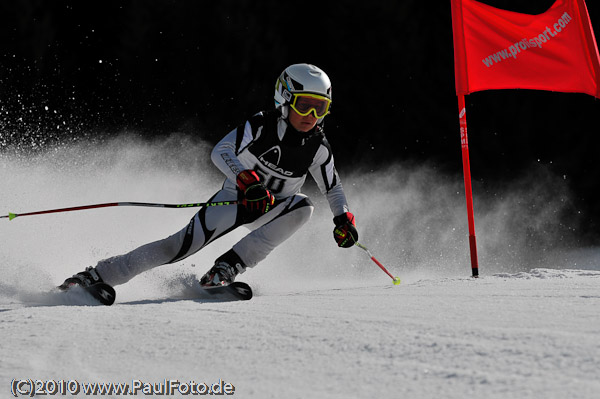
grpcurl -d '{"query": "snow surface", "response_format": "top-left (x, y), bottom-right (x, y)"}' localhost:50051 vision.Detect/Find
top-left (1, 135), bottom-right (599, 398)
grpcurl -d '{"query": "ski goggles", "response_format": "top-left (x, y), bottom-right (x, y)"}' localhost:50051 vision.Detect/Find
top-left (289, 93), bottom-right (331, 118)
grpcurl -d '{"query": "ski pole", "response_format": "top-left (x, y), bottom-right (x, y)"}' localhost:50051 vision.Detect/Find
top-left (1, 200), bottom-right (238, 221)
top-left (354, 240), bottom-right (401, 285)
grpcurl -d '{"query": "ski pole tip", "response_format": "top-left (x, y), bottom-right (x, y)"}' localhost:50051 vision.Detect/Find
top-left (392, 277), bottom-right (401, 285)
top-left (8, 213), bottom-right (17, 221)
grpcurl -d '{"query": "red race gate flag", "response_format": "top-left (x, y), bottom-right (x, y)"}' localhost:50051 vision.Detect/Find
top-left (450, 0), bottom-right (600, 277)
top-left (452, 0), bottom-right (600, 97)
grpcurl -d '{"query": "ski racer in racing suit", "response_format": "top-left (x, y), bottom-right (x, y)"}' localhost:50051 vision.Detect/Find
top-left (59, 63), bottom-right (359, 292)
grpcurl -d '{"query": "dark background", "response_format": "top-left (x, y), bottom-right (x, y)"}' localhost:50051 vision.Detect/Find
top-left (1, 0), bottom-right (599, 241)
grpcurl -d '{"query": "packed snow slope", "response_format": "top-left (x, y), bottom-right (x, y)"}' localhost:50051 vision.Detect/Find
top-left (1, 135), bottom-right (599, 398)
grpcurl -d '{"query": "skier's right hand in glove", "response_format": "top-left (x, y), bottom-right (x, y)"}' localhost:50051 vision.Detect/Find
top-left (236, 170), bottom-right (275, 215)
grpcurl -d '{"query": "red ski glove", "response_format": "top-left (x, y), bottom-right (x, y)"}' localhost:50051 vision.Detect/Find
top-left (333, 212), bottom-right (358, 248)
top-left (236, 170), bottom-right (275, 215)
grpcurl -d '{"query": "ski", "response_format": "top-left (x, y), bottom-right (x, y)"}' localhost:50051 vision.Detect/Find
top-left (201, 281), bottom-right (253, 301)
top-left (56, 280), bottom-right (251, 305)
top-left (59, 282), bottom-right (116, 306)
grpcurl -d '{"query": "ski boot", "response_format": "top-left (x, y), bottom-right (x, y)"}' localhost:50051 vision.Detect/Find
top-left (58, 266), bottom-right (116, 306)
top-left (58, 266), bottom-right (104, 291)
top-left (200, 249), bottom-right (246, 287)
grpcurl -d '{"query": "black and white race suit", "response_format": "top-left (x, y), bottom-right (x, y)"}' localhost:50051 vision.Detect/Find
top-left (96, 110), bottom-right (350, 286)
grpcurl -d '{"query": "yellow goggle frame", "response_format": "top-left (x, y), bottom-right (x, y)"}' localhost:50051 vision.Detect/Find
top-left (289, 93), bottom-right (331, 119)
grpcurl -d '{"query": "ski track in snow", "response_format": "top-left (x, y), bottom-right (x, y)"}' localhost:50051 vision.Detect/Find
top-left (2, 136), bottom-right (600, 398)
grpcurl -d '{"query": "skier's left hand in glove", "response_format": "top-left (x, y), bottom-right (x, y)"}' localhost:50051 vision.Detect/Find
top-left (236, 170), bottom-right (275, 215)
top-left (333, 212), bottom-right (358, 248)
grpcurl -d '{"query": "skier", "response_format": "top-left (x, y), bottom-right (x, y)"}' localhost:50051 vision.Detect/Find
top-left (59, 63), bottom-right (359, 294)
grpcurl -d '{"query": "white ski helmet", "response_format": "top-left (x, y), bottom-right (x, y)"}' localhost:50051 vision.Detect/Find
top-left (274, 63), bottom-right (332, 121)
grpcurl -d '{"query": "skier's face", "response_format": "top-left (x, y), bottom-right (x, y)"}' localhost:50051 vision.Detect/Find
top-left (289, 107), bottom-right (318, 132)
